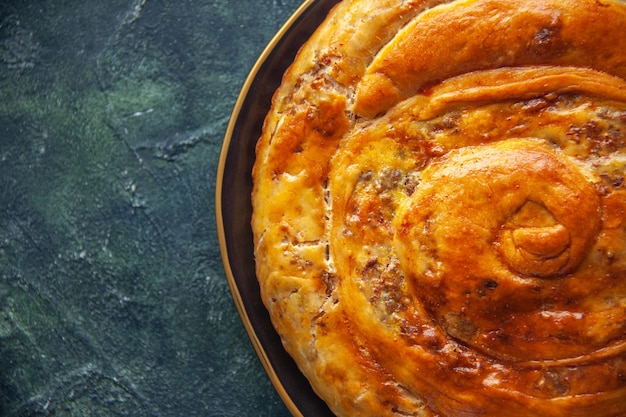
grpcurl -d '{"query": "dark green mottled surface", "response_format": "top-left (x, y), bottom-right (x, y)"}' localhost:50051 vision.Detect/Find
top-left (0, 0), bottom-right (302, 415)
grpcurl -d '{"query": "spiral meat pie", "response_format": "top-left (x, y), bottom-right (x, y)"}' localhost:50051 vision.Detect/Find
top-left (251, 0), bottom-right (626, 415)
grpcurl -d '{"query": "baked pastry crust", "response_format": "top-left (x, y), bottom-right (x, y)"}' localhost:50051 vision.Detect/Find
top-left (251, 1), bottom-right (626, 415)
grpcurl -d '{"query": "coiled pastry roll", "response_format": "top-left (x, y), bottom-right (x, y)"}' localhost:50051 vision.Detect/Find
top-left (252, 1), bottom-right (626, 415)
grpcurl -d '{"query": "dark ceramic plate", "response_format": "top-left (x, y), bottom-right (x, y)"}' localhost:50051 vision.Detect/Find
top-left (216, 1), bottom-right (340, 416)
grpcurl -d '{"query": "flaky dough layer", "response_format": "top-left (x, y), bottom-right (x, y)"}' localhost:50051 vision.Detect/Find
top-left (252, 1), bottom-right (626, 415)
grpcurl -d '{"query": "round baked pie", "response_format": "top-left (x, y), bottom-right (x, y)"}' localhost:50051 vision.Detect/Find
top-left (251, 0), bottom-right (626, 415)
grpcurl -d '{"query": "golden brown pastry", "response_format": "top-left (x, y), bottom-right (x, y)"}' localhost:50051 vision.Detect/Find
top-left (251, 0), bottom-right (626, 415)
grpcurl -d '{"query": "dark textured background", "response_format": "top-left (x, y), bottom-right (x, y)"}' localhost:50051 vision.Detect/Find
top-left (0, 0), bottom-right (304, 415)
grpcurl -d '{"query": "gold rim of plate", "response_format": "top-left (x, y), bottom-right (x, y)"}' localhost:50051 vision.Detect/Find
top-left (215, 1), bottom-right (319, 416)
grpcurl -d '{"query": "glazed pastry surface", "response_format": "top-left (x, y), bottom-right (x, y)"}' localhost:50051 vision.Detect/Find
top-left (251, 1), bottom-right (626, 415)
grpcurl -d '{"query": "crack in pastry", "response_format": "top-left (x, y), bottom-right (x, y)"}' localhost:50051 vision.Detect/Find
top-left (251, 1), bottom-right (626, 415)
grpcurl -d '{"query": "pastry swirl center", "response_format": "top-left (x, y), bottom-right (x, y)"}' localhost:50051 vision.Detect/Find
top-left (393, 138), bottom-right (603, 361)
top-left (500, 202), bottom-right (572, 276)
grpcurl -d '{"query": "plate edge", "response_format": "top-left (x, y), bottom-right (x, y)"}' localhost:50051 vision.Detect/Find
top-left (215, 1), bottom-right (322, 416)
